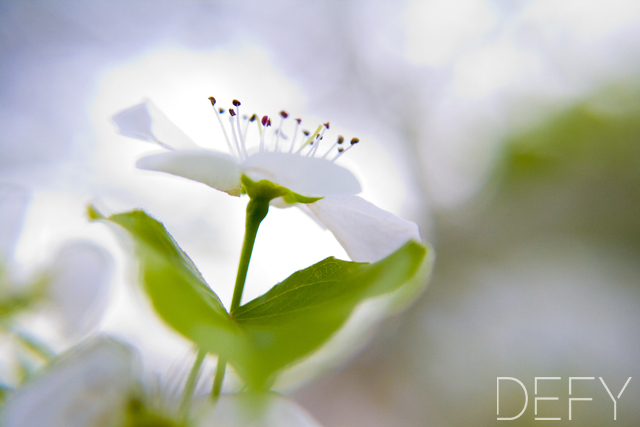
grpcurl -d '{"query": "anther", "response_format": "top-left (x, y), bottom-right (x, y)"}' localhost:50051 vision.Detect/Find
top-left (280, 110), bottom-right (289, 119)
top-left (232, 99), bottom-right (241, 106)
top-left (295, 118), bottom-right (301, 124)
top-left (249, 114), bottom-right (257, 122)
top-left (303, 130), bottom-right (310, 136)
top-left (320, 134), bottom-right (345, 159)
top-left (324, 122), bottom-right (330, 129)
top-left (210, 96), bottom-right (236, 157)
top-left (229, 108), bottom-right (236, 116)
top-left (350, 137), bottom-right (359, 145)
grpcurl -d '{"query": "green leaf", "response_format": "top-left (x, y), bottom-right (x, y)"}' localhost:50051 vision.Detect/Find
top-left (233, 240), bottom-right (427, 387)
top-left (97, 210), bottom-right (253, 372)
top-left (96, 208), bottom-right (428, 390)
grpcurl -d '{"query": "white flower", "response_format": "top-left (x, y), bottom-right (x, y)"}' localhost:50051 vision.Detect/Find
top-left (2, 337), bottom-right (134, 427)
top-left (112, 99), bottom-right (421, 262)
top-left (47, 241), bottom-right (113, 336)
top-left (0, 185), bottom-right (112, 336)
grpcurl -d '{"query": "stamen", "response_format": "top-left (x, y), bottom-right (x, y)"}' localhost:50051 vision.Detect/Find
top-left (307, 122), bottom-right (329, 157)
top-left (296, 125), bottom-right (322, 154)
top-left (321, 135), bottom-right (345, 159)
top-left (274, 111), bottom-right (288, 152)
top-left (242, 115), bottom-right (250, 137)
top-left (331, 136), bottom-right (360, 162)
top-left (232, 100), bottom-right (249, 158)
top-left (209, 96), bottom-right (237, 157)
top-left (208, 98), bottom-right (351, 163)
top-left (228, 108), bottom-right (246, 160)
top-left (259, 115), bottom-right (270, 152)
top-left (288, 118), bottom-right (301, 153)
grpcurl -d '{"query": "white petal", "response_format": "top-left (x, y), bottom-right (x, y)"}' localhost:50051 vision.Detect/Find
top-left (197, 393), bottom-right (324, 427)
top-left (112, 100), bottom-right (199, 150)
top-left (2, 337), bottom-right (134, 427)
top-left (48, 241), bottom-right (113, 336)
top-left (136, 149), bottom-right (243, 196)
top-left (243, 152), bottom-right (361, 197)
top-left (305, 196), bottom-right (422, 262)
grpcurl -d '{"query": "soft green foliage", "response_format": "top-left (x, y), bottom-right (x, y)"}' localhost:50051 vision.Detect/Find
top-left (463, 88), bottom-right (640, 251)
top-left (98, 209), bottom-right (427, 389)
top-left (241, 175), bottom-right (321, 204)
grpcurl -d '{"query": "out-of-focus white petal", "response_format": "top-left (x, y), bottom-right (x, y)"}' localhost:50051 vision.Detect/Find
top-left (112, 100), bottom-right (199, 150)
top-left (47, 241), bottom-right (113, 336)
top-left (0, 185), bottom-right (30, 264)
top-left (197, 393), bottom-right (324, 427)
top-left (2, 337), bottom-right (134, 427)
top-left (136, 149), bottom-right (243, 196)
top-left (244, 152), bottom-right (361, 197)
top-left (305, 196), bottom-right (422, 262)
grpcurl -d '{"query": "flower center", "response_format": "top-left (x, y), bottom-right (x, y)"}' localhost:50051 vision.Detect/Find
top-left (208, 97), bottom-right (359, 162)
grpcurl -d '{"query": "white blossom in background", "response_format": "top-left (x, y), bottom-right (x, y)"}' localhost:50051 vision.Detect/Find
top-left (112, 99), bottom-right (421, 262)
top-left (46, 240), bottom-right (112, 336)
top-left (0, 184), bottom-right (112, 338)
top-left (197, 393), bottom-right (324, 427)
top-left (2, 337), bottom-right (135, 427)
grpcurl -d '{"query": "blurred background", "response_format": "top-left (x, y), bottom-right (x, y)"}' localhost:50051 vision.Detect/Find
top-left (1, 0), bottom-right (640, 425)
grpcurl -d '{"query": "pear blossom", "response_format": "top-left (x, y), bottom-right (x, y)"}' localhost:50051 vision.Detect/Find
top-left (0, 185), bottom-right (112, 335)
top-left (112, 99), bottom-right (421, 262)
top-left (1, 337), bottom-right (135, 427)
top-left (46, 241), bottom-right (112, 336)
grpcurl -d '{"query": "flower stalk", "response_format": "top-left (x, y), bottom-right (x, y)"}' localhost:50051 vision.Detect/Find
top-left (179, 348), bottom-right (206, 421)
top-left (212, 196), bottom-right (270, 397)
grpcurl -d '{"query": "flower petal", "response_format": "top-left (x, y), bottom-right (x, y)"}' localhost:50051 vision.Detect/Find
top-left (243, 152), bottom-right (361, 198)
top-left (48, 241), bottom-right (113, 336)
top-left (2, 337), bottom-right (134, 427)
top-left (136, 149), bottom-right (243, 196)
top-left (112, 100), bottom-right (199, 150)
top-left (305, 196), bottom-right (422, 262)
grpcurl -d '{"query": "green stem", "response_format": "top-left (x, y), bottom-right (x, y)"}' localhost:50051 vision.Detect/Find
top-left (179, 348), bottom-right (206, 421)
top-left (230, 198), bottom-right (270, 312)
top-left (212, 198), bottom-right (269, 398)
top-left (211, 356), bottom-right (226, 398)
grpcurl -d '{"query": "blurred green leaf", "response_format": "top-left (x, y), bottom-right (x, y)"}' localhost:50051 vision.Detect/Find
top-left (100, 209), bottom-right (427, 389)
top-left (467, 88), bottom-right (640, 249)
